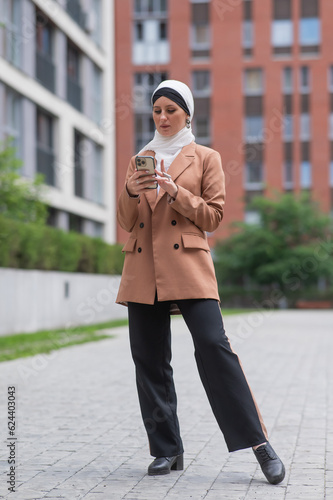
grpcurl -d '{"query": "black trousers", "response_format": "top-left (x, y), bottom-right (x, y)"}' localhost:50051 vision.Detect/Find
top-left (128, 297), bottom-right (268, 457)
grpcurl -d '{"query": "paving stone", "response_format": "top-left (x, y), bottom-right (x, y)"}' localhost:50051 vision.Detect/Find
top-left (0, 310), bottom-right (332, 499)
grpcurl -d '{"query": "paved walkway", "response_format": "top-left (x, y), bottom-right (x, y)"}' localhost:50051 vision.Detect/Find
top-left (0, 310), bottom-right (332, 500)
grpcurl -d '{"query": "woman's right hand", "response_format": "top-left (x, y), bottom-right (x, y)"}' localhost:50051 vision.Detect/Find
top-left (126, 170), bottom-right (157, 196)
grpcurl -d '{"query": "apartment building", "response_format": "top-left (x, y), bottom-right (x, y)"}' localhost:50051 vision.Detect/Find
top-left (115, 0), bottom-right (333, 244)
top-left (0, 0), bottom-right (115, 242)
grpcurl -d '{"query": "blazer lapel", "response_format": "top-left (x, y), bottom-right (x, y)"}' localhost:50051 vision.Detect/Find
top-left (155, 142), bottom-right (195, 206)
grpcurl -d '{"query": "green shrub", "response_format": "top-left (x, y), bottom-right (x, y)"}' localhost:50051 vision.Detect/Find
top-left (0, 215), bottom-right (124, 275)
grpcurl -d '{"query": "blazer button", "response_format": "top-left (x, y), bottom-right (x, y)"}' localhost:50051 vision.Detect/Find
top-left (138, 247), bottom-right (142, 253)
top-left (171, 220), bottom-right (177, 226)
top-left (139, 222), bottom-right (144, 228)
top-left (174, 243), bottom-right (179, 250)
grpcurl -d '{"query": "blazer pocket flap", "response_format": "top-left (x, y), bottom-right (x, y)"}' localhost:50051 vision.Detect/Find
top-left (122, 238), bottom-right (137, 253)
top-left (182, 233), bottom-right (210, 251)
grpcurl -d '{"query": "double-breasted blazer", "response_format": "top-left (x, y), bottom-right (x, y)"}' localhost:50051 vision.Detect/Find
top-left (116, 142), bottom-right (225, 311)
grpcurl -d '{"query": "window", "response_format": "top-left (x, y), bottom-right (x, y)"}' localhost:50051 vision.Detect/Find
top-left (134, 0), bottom-right (167, 15)
top-left (3, 86), bottom-right (22, 155)
top-left (192, 71), bottom-right (211, 96)
top-left (74, 130), bottom-right (85, 197)
top-left (66, 0), bottom-right (85, 25)
top-left (36, 10), bottom-right (55, 92)
top-left (67, 42), bottom-right (82, 111)
top-left (282, 67), bottom-right (293, 93)
top-left (284, 142), bottom-right (293, 187)
top-left (329, 66), bottom-right (333, 92)
top-left (92, 144), bottom-right (103, 204)
top-left (300, 142), bottom-right (311, 188)
top-left (300, 114), bottom-right (311, 140)
top-left (36, 108), bottom-right (55, 186)
top-left (300, 66), bottom-right (310, 93)
top-left (283, 115), bottom-right (293, 140)
top-left (271, 21), bottom-right (293, 47)
top-left (2, 0), bottom-right (21, 67)
top-left (272, 0), bottom-right (292, 56)
top-left (299, 0), bottom-right (320, 54)
top-left (91, 64), bottom-right (102, 124)
top-left (244, 144), bottom-right (264, 187)
top-left (132, 0), bottom-right (169, 65)
top-left (133, 72), bottom-right (167, 151)
top-left (191, 2), bottom-right (210, 58)
top-left (244, 69), bottom-right (263, 95)
top-left (91, 0), bottom-right (102, 46)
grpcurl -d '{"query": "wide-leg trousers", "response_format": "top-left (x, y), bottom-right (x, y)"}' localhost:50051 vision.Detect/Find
top-left (128, 297), bottom-right (268, 457)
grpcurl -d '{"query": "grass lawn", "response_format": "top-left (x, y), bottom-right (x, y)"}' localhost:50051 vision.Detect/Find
top-left (0, 310), bottom-right (255, 363)
top-left (0, 319), bottom-right (128, 363)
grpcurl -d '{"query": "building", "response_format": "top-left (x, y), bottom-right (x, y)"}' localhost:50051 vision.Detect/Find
top-left (0, 0), bottom-right (116, 243)
top-left (115, 0), bottom-right (333, 244)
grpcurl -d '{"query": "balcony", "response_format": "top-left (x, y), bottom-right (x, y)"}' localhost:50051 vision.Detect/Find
top-left (67, 76), bottom-right (82, 111)
top-left (36, 51), bottom-right (55, 93)
top-left (37, 147), bottom-right (55, 186)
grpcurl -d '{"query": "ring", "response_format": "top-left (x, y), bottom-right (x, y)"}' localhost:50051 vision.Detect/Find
top-left (136, 180), bottom-right (139, 184)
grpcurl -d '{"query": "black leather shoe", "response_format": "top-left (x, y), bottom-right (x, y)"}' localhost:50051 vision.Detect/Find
top-left (148, 454), bottom-right (184, 476)
top-left (253, 442), bottom-right (285, 484)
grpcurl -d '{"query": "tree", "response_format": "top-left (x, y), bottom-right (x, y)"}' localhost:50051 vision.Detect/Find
top-left (0, 140), bottom-right (47, 224)
top-left (214, 193), bottom-right (333, 302)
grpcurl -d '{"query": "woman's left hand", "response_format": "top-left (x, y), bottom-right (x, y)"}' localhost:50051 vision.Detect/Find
top-left (155, 159), bottom-right (178, 199)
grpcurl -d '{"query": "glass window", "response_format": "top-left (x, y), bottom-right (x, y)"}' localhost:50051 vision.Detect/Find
top-left (299, 18), bottom-right (320, 46)
top-left (271, 20), bottom-right (293, 47)
top-left (283, 115), bottom-right (293, 140)
top-left (192, 70), bottom-right (210, 96)
top-left (300, 161), bottom-right (311, 188)
top-left (244, 68), bottom-right (263, 95)
top-left (3, 86), bottom-right (22, 156)
top-left (329, 114), bottom-right (333, 140)
top-left (36, 108), bottom-right (55, 186)
top-left (282, 67), bottom-right (293, 93)
top-left (245, 161), bottom-right (263, 184)
top-left (91, 0), bottom-right (102, 46)
top-left (300, 114), bottom-right (310, 140)
top-left (273, 0), bottom-right (291, 19)
top-left (244, 116), bottom-right (264, 142)
top-left (92, 144), bottom-right (103, 204)
top-left (330, 161), bottom-right (333, 187)
top-left (243, 21), bottom-right (253, 48)
top-left (3, 0), bottom-right (21, 67)
top-left (90, 64), bottom-right (102, 124)
top-left (300, 66), bottom-right (310, 92)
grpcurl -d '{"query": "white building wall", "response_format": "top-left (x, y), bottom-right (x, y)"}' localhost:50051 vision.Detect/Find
top-left (0, 0), bottom-right (116, 243)
top-left (0, 268), bottom-right (127, 336)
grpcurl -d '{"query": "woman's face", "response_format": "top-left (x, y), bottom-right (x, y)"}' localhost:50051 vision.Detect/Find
top-left (152, 96), bottom-right (188, 137)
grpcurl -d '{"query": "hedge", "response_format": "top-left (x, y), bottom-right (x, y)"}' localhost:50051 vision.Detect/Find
top-left (0, 215), bottom-right (124, 274)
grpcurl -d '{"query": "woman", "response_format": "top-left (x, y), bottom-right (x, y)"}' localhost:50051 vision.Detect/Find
top-left (116, 80), bottom-right (285, 485)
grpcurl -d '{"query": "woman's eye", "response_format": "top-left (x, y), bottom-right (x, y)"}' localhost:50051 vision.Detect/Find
top-left (154, 110), bottom-right (161, 114)
top-left (168, 110), bottom-right (175, 114)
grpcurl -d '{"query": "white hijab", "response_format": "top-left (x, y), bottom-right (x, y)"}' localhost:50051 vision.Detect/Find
top-left (139, 80), bottom-right (195, 171)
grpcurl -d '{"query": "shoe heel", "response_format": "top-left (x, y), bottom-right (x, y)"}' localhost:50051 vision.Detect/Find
top-left (171, 454), bottom-right (184, 471)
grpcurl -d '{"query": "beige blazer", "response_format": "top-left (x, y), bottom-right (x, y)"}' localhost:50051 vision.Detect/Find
top-left (116, 142), bottom-right (225, 311)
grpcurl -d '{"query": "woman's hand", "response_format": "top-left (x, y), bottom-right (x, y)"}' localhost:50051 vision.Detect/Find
top-left (155, 159), bottom-right (178, 199)
top-left (126, 169), bottom-right (157, 196)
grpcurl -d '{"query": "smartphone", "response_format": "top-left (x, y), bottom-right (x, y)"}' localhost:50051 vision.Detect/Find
top-left (135, 155), bottom-right (157, 189)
